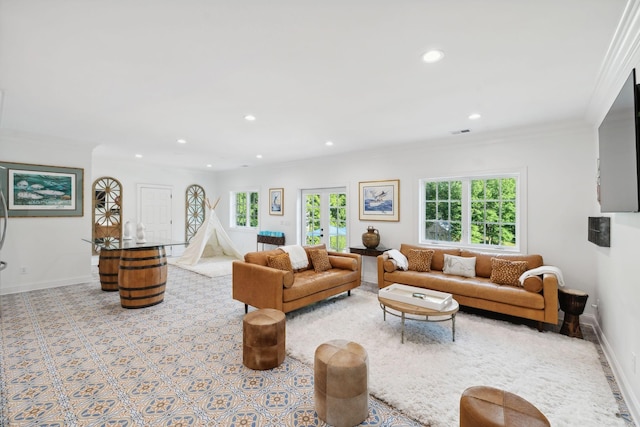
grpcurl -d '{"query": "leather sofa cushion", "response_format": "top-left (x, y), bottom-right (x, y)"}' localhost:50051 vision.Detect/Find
top-left (284, 269), bottom-right (359, 302)
top-left (399, 244), bottom-right (460, 271)
top-left (460, 250), bottom-right (543, 279)
top-left (383, 270), bottom-right (544, 310)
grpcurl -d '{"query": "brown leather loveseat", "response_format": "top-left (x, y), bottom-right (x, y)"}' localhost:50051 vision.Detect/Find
top-left (233, 244), bottom-right (362, 314)
top-left (378, 244), bottom-right (559, 328)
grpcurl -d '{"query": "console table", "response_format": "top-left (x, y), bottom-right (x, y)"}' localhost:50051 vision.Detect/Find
top-left (349, 245), bottom-right (388, 257)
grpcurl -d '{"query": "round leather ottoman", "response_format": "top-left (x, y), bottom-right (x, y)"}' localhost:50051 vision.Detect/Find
top-left (314, 339), bottom-right (369, 427)
top-left (460, 386), bottom-right (550, 427)
top-left (242, 308), bottom-right (286, 370)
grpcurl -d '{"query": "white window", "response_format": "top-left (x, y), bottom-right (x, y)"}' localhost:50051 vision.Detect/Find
top-left (231, 190), bottom-right (259, 228)
top-left (419, 173), bottom-right (521, 251)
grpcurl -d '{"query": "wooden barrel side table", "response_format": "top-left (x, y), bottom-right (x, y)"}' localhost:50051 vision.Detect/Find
top-left (558, 288), bottom-right (589, 338)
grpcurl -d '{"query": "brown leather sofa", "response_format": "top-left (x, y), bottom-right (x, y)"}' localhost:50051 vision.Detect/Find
top-left (377, 244), bottom-right (558, 327)
top-left (233, 245), bottom-right (362, 313)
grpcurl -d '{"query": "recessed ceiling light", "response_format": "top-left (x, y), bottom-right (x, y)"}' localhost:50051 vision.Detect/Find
top-left (206, 164), bottom-right (212, 168)
top-left (422, 49), bottom-right (445, 63)
top-left (256, 154), bottom-right (263, 159)
top-left (325, 141), bottom-right (334, 146)
top-left (244, 115), bottom-right (256, 121)
top-left (135, 154), bottom-right (143, 158)
top-left (177, 138), bottom-right (187, 144)
top-left (469, 113), bottom-right (482, 120)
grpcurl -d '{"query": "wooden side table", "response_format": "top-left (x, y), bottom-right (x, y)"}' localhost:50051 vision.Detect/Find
top-left (349, 245), bottom-right (388, 257)
top-left (558, 288), bottom-right (589, 338)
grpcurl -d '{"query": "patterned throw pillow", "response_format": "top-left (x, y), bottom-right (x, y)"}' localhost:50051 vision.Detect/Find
top-left (490, 258), bottom-right (528, 287)
top-left (266, 252), bottom-right (293, 272)
top-left (407, 249), bottom-right (435, 272)
top-left (309, 249), bottom-right (332, 273)
top-left (442, 254), bottom-right (476, 278)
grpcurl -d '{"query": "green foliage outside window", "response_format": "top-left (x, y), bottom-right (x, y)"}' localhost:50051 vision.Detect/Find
top-left (424, 180), bottom-right (462, 242)
top-left (329, 193), bottom-right (347, 252)
top-left (305, 192), bottom-right (347, 251)
top-left (305, 194), bottom-right (321, 245)
top-left (422, 175), bottom-right (518, 248)
top-left (233, 191), bottom-right (259, 228)
top-left (470, 177), bottom-right (516, 246)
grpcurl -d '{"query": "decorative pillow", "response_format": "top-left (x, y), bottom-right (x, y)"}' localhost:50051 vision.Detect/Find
top-left (407, 249), bottom-right (435, 272)
top-left (266, 252), bottom-right (293, 273)
top-left (523, 275), bottom-right (543, 293)
top-left (443, 254), bottom-right (476, 278)
top-left (309, 249), bottom-right (332, 273)
top-left (490, 258), bottom-right (528, 287)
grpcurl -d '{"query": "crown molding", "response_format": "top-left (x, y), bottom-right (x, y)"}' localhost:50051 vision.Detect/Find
top-left (587, 0), bottom-right (640, 126)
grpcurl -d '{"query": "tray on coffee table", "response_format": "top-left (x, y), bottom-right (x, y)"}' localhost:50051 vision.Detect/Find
top-left (379, 283), bottom-right (452, 311)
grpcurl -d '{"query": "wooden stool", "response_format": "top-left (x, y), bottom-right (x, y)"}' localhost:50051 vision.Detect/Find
top-left (242, 308), bottom-right (286, 370)
top-left (314, 339), bottom-right (368, 427)
top-left (558, 288), bottom-right (589, 339)
top-left (460, 386), bottom-right (550, 427)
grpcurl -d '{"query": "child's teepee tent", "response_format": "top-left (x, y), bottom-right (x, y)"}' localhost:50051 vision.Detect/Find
top-left (176, 198), bottom-right (243, 266)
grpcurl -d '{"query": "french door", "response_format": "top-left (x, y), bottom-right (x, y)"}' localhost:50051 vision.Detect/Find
top-left (138, 184), bottom-right (173, 252)
top-left (301, 187), bottom-right (347, 252)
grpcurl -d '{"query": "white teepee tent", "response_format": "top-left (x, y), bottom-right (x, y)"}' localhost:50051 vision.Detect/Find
top-left (176, 198), bottom-right (243, 266)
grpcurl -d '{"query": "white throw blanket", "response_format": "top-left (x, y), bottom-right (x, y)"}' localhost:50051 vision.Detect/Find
top-left (281, 245), bottom-right (309, 270)
top-left (384, 249), bottom-right (408, 271)
top-left (519, 265), bottom-right (565, 287)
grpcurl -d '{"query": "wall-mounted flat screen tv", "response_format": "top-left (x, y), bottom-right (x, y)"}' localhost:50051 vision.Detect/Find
top-left (598, 68), bottom-right (640, 212)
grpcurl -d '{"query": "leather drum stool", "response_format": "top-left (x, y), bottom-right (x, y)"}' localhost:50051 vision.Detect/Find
top-left (460, 386), bottom-right (550, 427)
top-left (242, 308), bottom-right (286, 370)
top-left (314, 339), bottom-right (369, 427)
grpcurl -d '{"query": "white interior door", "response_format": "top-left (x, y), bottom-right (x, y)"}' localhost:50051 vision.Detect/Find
top-left (138, 184), bottom-right (173, 250)
top-left (301, 187), bottom-right (347, 252)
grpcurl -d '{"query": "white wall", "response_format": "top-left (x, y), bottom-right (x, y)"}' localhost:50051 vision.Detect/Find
top-left (91, 155), bottom-right (216, 257)
top-left (0, 130), bottom-right (94, 294)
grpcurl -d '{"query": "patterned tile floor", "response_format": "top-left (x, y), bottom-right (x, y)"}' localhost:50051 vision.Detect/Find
top-left (1, 267), bottom-right (423, 426)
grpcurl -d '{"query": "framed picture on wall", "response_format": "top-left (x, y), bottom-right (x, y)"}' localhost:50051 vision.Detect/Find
top-left (269, 188), bottom-right (284, 215)
top-left (359, 179), bottom-right (399, 221)
top-left (0, 161), bottom-right (84, 217)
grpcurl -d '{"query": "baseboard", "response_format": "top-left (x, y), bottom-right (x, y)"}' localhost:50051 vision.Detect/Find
top-left (0, 275), bottom-right (93, 295)
top-left (588, 313), bottom-right (640, 424)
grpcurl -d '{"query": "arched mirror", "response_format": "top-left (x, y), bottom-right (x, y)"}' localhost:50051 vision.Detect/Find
top-left (185, 184), bottom-right (206, 242)
top-left (92, 177), bottom-right (122, 254)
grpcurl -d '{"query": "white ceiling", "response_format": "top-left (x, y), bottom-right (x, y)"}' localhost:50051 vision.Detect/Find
top-left (0, 0), bottom-right (628, 171)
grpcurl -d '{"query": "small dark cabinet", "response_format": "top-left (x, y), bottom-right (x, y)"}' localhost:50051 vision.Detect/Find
top-left (588, 217), bottom-right (610, 247)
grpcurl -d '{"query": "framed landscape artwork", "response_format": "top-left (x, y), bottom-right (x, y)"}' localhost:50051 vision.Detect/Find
top-left (0, 161), bottom-right (84, 217)
top-left (269, 188), bottom-right (284, 215)
top-left (359, 179), bottom-right (399, 221)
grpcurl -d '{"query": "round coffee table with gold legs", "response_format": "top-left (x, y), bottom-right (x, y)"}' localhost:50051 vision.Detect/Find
top-left (378, 295), bottom-right (459, 343)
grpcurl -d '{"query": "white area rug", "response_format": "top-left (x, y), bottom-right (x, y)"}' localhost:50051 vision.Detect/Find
top-left (167, 256), bottom-right (236, 277)
top-left (286, 290), bottom-right (624, 427)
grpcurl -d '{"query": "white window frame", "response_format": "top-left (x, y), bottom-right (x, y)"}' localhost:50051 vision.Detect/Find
top-left (230, 190), bottom-right (260, 229)
top-left (418, 170), bottom-right (526, 253)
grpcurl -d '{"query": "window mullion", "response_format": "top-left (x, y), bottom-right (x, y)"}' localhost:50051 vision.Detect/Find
top-left (461, 179), bottom-right (471, 245)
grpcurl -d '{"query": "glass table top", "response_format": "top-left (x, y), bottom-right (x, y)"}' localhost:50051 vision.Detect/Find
top-left (83, 238), bottom-right (187, 250)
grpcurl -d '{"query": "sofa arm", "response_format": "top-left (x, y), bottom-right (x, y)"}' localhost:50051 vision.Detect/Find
top-left (377, 253), bottom-right (391, 288)
top-left (542, 272), bottom-right (559, 324)
top-left (232, 261), bottom-right (287, 311)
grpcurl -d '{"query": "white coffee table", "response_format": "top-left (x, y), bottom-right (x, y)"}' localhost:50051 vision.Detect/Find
top-left (378, 290), bottom-right (459, 343)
